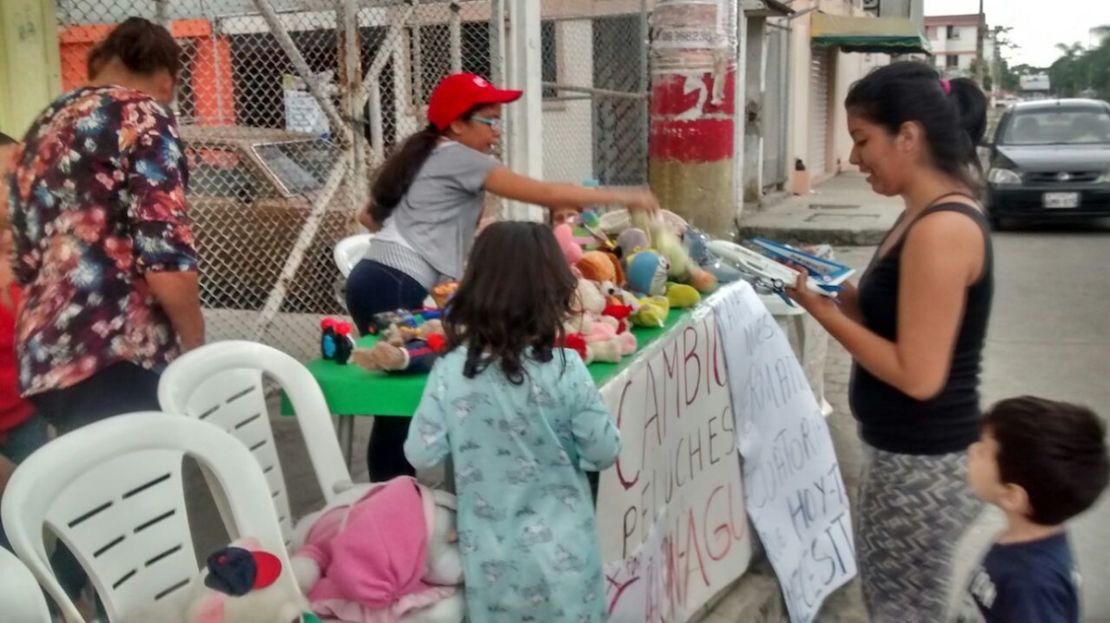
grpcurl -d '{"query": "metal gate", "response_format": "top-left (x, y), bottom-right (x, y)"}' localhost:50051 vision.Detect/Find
top-left (761, 27), bottom-right (788, 191)
top-left (808, 45), bottom-right (832, 177)
top-left (54, 0), bottom-right (500, 359)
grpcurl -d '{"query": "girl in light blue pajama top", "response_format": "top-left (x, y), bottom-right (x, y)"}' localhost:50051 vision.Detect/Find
top-left (404, 222), bottom-right (621, 623)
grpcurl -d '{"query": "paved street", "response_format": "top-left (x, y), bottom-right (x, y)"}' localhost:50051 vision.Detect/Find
top-left (979, 222), bottom-right (1110, 621)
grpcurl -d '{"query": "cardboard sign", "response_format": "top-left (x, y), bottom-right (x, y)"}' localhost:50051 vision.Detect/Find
top-left (597, 307), bottom-right (753, 622)
top-left (709, 282), bottom-right (856, 623)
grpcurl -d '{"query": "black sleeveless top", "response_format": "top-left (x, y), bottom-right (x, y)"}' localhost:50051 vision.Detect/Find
top-left (849, 200), bottom-right (994, 455)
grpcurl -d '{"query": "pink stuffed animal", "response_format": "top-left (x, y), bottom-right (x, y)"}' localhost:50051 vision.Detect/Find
top-left (553, 223), bottom-right (584, 266)
top-left (289, 477), bottom-right (464, 623)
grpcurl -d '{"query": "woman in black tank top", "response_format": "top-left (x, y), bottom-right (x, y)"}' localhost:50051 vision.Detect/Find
top-left (786, 62), bottom-right (994, 622)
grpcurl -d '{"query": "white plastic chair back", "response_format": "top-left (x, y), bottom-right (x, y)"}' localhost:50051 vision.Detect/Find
top-left (0, 546), bottom-right (50, 622)
top-left (158, 341), bottom-right (355, 545)
top-left (0, 414), bottom-right (293, 623)
top-left (333, 233), bottom-right (374, 278)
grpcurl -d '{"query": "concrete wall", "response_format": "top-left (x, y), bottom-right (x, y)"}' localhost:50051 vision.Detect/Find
top-left (0, 0), bottom-right (62, 137)
top-left (831, 49), bottom-right (888, 174)
top-left (786, 0), bottom-right (888, 185)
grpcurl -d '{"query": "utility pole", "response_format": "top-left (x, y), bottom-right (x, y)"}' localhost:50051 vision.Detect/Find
top-left (648, 0), bottom-right (739, 238)
top-left (975, 0), bottom-right (986, 85)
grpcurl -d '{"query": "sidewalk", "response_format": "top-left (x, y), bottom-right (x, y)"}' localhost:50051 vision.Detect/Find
top-left (738, 174), bottom-right (901, 246)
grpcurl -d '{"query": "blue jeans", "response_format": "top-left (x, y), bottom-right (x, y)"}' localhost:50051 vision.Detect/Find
top-left (345, 260), bottom-right (428, 482)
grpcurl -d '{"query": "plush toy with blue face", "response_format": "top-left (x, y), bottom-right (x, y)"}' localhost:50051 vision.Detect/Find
top-left (625, 251), bottom-right (669, 297)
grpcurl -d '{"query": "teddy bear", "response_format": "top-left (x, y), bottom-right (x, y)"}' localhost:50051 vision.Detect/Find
top-left (575, 250), bottom-right (624, 286)
top-left (120, 537), bottom-right (310, 623)
top-left (352, 320), bottom-right (447, 374)
top-left (290, 477), bottom-right (465, 623)
top-left (565, 279), bottom-right (634, 362)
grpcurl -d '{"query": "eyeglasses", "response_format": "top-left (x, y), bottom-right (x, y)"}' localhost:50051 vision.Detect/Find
top-left (471, 115), bottom-right (502, 130)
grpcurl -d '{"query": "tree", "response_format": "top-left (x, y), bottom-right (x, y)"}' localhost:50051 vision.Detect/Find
top-left (970, 59), bottom-right (992, 91)
top-left (987, 26), bottom-right (1019, 93)
top-left (1044, 35), bottom-right (1110, 100)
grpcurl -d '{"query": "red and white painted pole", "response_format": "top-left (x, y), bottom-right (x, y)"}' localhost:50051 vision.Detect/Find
top-left (649, 0), bottom-right (739, 238)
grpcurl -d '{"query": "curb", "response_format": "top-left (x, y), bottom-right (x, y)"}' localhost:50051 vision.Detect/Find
top-left (736, 224), bottom-right (888, 247)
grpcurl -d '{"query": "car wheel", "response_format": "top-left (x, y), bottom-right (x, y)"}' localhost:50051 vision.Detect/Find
top-left (988, 214), bottom-right (1005, 231)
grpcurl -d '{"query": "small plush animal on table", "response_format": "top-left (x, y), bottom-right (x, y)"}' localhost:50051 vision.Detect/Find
top-left (615, 227), bottom-right (649, 262)
top-left (625, 251), bottom-right (670, 298)
top-left (631, 296), bottom-right (670, 328)
top-left (631, 211), bottom-right (718, 294)
top-left (431, 282), bottom-right (458, 310)
top-left (553, 223), bottom-right (585, 267)
top-left (564, 279), bottom-right (629, 363)
top-left (353, 320), bottom-right (447, 374)
top-left (575, 250), bottom-right (624, 286)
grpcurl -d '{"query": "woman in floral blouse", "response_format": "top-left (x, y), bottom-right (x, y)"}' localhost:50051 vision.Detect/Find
top-left (8, 17), bottom-right (204, 434)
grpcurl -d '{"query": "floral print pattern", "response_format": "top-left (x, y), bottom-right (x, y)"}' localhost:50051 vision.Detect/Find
top-left (7, 86), bottom-right (197, 396)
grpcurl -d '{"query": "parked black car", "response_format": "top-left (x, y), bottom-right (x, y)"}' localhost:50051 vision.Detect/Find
top-left (983, 98), bottom-right (1110, 227)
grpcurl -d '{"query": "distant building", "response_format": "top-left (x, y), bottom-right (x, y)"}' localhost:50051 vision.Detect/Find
top-left (1092, 25), bottom-right (1110, 45)
top-left (924, 13), bottom-right (994, 79)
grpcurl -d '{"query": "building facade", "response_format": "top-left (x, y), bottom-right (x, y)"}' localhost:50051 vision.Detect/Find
top-left (924, 13), bottom-right (994, 79)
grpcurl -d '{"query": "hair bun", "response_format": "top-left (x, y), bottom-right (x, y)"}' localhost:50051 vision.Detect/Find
top-left (948, 77), bottom-right (988, 146)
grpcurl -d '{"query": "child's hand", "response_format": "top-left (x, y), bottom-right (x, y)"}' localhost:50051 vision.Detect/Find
top-left (624, 189), bottom-right (660, 215)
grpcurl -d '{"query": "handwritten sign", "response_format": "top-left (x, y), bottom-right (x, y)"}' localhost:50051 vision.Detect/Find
top-left (597, 308), bottom-right (753, 622)
top-left (709, 282), bottom-right (856, 623)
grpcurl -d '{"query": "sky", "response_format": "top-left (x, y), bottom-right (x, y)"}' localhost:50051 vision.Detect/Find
top-left (925, 0), bottom-right (1110, 67)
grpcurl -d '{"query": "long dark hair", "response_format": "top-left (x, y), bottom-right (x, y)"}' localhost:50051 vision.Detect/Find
top-left (87, 17), bottom-right (182, 80)
top-left (845, 61), bottom-right (987, 193)
top-left (444, 221), bottom-right (578, 384)
top-left (368, 105), bottom-right (483, 224)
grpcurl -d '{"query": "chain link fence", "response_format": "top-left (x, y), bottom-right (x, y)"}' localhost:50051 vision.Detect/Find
top-left (540, 3), bottom-right (651, 187)
top-left (55, 0), bottom-right (501, 359)
top-left (53, 0), bottom-right (653, 358)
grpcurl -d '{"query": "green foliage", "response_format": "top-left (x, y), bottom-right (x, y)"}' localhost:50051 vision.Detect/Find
top-left (1046, 32), bottom-right (1110, 100)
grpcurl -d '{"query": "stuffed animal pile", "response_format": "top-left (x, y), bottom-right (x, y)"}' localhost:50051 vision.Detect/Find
top-left (554, 208), bottom-right (741, 363)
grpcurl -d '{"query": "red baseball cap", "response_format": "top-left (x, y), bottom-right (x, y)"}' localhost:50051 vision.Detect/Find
top-left (427, 73), bottom-right (522, 131)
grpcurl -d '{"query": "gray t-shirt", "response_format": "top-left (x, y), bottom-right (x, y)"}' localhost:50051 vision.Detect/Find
top-left (390, 141), bottom-right (498, 281)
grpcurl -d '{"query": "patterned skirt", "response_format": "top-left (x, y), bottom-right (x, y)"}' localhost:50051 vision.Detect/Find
top-left (857, 444), bottom-right (985, 622)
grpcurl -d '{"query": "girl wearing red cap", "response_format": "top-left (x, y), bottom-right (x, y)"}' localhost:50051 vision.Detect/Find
top-left (347, 73), bottom-right (658, 482)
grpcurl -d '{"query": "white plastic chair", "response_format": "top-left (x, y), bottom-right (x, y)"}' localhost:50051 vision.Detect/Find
top-left (158, 340), bottom-right (362, 546)
top-left (0, 546), bottom-right (50, 622)
top-left (1, 413), bottom-right (295, 623)
top-left (333, 233), bottom-right (374, 279)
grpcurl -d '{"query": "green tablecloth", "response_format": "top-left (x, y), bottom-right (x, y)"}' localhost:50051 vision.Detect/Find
top-left (284, 309), bottom-right (689, 417)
